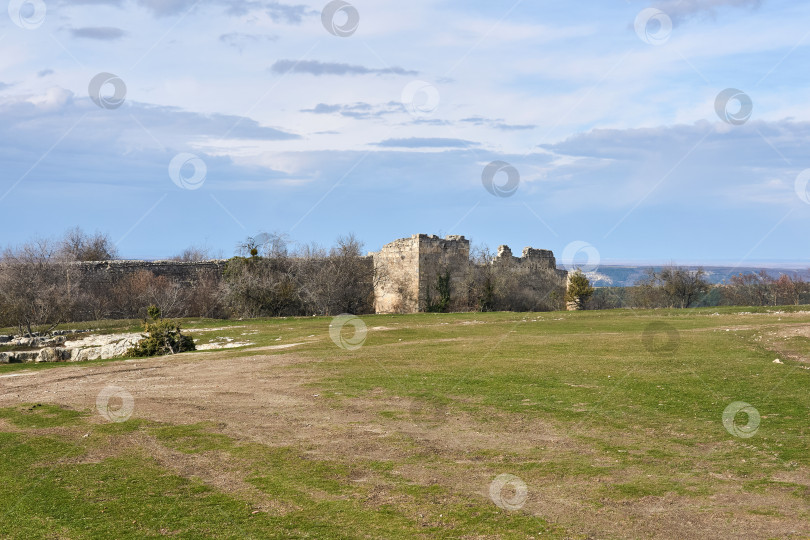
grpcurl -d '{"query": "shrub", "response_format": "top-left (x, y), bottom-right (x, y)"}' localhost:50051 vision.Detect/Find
top-left (128, 305), bottom-right (195, 357)
top-left (565, 270), bottom-right (594, 310)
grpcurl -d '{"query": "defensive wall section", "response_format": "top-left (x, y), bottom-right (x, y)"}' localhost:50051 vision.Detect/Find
top-left (76, 260), bottom-right (229, 289)
top-left (371, 234), bottom-right (568, 314)
top-left (72, 234), bottom-right (568, 314)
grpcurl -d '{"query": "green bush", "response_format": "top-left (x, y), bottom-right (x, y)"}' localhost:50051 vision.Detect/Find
top-left (479, 276), bottom-right (495, 312)
top-left (128, 305), bottom-right (195, 357)
top-left (426, 271), bottom-right (451, 313)
top-left (565, 270), bottom-right (594, 310)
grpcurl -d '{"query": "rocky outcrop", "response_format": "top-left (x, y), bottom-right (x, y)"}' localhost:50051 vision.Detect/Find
top-left (0, 330), bottom-right (91, 348)
top-left (0, 351), bottom-right (40, 364)
top-left (66, 333), bottom-right (144, 361)
top-left (0, 333), bottom-right (143, 364)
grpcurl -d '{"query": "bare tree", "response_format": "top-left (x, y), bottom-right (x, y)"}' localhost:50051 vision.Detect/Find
top-left (633, 266), bottom-right (711, 308)
top-left (186, 272), bottom-right (227, 318)
top-left (110, 270), bottom-right (188, 319)
top-left (773, 274), bottom-right (799, 306)
top-left (171, 245), bottom-right (211, 262)
top-left (458, 245), bottom-right (494, 312)
top-left (297, 234), bottom-right (374, 315)
top-left (0, 238), bottom-right (78, 335)
top-left (223, 237), bottom-right (301, 317)
top-left (725, 271), bottom-right (773, 306)
top-left (630, 269), bottom-right (666, 308)
top-left (59, 226), bottom-right (119, 261)
top-left (223, 233), bottom-right (375, 317)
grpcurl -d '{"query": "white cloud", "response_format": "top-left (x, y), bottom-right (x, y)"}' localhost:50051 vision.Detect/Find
top-left (1, 0), bottom-right (808, 261)
top-left (24, 87), bottom-right (74, 111)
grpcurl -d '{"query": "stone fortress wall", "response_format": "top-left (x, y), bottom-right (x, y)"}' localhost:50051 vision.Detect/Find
top-left (73, 235), bottom-right (568, 314)
top-left (491, 245), bottom-right (569, 280)
top-left (76, 260), bottom-right (229, 287)
top-left (371, 234), bottom-right (568, 313)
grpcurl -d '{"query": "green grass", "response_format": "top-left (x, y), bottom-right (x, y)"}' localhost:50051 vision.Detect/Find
top-left (2, 307), bottom-right (810, 537)
top-left (0, 413), bottom-right (562, 539)
top-left (0, 403), bottom-right (86, 429)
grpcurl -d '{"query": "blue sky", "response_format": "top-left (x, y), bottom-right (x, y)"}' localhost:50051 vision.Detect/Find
top-left (0, 0), bottom-right (809, 264)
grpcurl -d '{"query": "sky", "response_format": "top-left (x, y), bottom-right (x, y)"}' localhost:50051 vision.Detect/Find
top-left (0, 0), bottom-right (809, 266)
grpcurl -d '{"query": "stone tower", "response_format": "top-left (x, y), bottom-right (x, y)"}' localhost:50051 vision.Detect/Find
top-left (372, 234), bottom-right (470, 313)
top-left (371, 234), bottom-right (567, 314)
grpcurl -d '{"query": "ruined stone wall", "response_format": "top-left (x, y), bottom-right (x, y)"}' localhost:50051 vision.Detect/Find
top-left (372, 235), bottom-right (568, 314)
top-left (68, 235), bottom-right (567, 315)
top-left (372, 236), bottom-right (421, 313)
top-left (491, 245), bottom-right (568, 281)
top-left (490, 245), bottom-right (569, 311)
top-left (416, 235), bottom-right (470, 311)
top-left (76, 260), bottom-right (228, 288)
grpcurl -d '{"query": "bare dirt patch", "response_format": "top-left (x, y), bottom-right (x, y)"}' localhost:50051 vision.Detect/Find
top-left (758, 323), bottom-right (810, 363)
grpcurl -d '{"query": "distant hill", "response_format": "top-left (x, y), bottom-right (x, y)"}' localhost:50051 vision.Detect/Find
top-left (580, 265), bottom-right (810, 288)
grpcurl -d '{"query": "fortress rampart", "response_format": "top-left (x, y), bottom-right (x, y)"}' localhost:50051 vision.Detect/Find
top-left (75, 259), bottom-right (229, 289)
top-left (70, 234), bottom-right (567, 314)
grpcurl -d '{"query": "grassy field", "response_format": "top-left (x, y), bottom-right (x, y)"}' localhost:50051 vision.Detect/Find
top-left (1, 307), bottom-right (809, 538)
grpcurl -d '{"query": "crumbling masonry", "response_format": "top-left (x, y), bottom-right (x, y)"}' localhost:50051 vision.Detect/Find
top-left (74, 234), bottom-right (568, 315)
top-left (371, 234), bottom-right (568, 314)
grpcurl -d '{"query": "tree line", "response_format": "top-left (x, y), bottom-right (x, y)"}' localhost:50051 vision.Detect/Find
top-left (580, 267), bottom-right (810, 310)
top-left (0, 228), bottom-right (374, 336)
top-left (1, 227), bottom-right (807, 336)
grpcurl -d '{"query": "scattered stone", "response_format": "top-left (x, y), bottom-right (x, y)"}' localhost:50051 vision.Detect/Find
top-left (773, 358), bottom-right (783, 364)
top-left (185, 325), bottom-right (246, 333)
top-left (195, 341), bottom-right (255, 351)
